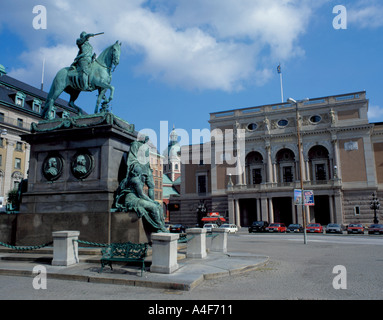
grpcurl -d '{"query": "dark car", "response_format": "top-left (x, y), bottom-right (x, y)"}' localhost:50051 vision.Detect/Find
top-left (287, 224), bottom-right (303, 233)
top-left (368, 224), bottom-right (383, 235)
top-left (248, 221), bottom-right (269, 233)
top-left (169, 224), bottom-right (187, 233)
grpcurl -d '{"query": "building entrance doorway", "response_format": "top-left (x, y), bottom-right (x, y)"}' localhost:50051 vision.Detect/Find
top-left (312, 195), bottom-right (330, 225)
top-left (272, 197), bottom-right (293, 225)
top-left (239, 198), bottom-right (258, 227)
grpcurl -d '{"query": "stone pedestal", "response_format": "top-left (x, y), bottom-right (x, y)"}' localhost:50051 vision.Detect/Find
top-left (15, 113), bottom-right (141, 245)
top-left (150, 233), bottom-right (180, 274)
top-left (186, 228), bottom-right (207, 259)
top-left (211, 228), bottom-right (228, 253)
top-left (52, 230), bottom-right (80, 266)
top-left (14, 211), bottom-right (150, 246)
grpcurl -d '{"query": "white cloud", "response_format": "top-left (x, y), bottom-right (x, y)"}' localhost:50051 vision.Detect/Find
top-left (3, 0), bottom-right (313, 91)
top-left (9, 45), bottom-right (77, 89)
top-left (368, 105), bottom-right (383, 122)
top-left (348, 0), bottom-right (383, 28)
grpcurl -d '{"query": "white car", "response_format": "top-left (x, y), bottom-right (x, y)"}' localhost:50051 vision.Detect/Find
top-left (203, 224), bottom-right (219, 232)
top-left (219, 224), bottom-right (238, 233)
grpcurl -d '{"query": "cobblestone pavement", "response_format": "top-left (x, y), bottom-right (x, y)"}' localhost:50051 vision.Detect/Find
top-left (1, 231), bottom-right (382, 301)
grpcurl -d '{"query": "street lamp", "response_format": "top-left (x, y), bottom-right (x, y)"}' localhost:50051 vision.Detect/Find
top-left (196, 200), bottom-right (207, 227)
top-left (288, 97), bottom-right (309, 244)
top-left (370, 192), bottom-right (380, 224)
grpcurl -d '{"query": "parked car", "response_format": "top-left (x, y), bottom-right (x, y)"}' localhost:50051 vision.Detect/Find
top-left (219, 224), bottom-right (238, 233)
top-left (306, 223), bottom-right (323, 233)
top-left (266, 223), bottom-right (286, 233)
top-left (203, 223), bottom-right (219, 233)
top-left (347, 223), bottom-right (364, 234)
top-left (248, 221), bottom-right (269, 233)
top-left (287, 224), bottom-right (303, 233)
top-left (169, 224), bottom-right (187, 233)
top-left (326, 223), bottom-right (343, 234)
top-left (368, 224), bottom-right (383, 235)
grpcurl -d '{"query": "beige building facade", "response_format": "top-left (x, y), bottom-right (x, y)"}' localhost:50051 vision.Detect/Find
top-left (0, 68), bottom-right (80, 207)
top-left (172, 91), bottom-right (383, 227)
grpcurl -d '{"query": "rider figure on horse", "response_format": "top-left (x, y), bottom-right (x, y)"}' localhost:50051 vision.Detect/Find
top-left (71, 31), bottom-right (97, 91)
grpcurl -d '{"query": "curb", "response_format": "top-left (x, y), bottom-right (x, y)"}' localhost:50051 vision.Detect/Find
top-left (0, 254), bottom-right (269, 291)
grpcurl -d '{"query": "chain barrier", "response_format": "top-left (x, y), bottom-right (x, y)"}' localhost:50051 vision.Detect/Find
top-left (0, 241), bottom-right (53, 251)
top-left (178, 234), bottom-right (193, 243)
top-left (75, 239), bottom-right (109, 247)
top-left (206, 233), bottom-right (219, 238)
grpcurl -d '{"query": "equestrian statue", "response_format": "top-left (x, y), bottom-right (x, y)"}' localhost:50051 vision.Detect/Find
top-left (42, 32), bottom-right (121, 119)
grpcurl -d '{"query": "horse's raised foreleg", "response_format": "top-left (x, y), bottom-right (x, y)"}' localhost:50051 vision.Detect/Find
top-left (95, 88), bottom-right (108, 113)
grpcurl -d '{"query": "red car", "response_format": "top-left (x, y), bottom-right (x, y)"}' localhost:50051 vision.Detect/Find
top-left (368, 224), bottom-right (383, 235)
top-left (306, 223), bottom-right (323, 233)
top-left (347, 224), bottom-right (364, 234)
top-left (266, 223), bottom-right (286, 233)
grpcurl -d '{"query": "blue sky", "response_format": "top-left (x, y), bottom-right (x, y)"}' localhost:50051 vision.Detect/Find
top-left (1, 0), bottom-right (383, 150)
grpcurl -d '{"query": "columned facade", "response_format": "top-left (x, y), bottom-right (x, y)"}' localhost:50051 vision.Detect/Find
top-left (172, 91), bottom-right (383, 227)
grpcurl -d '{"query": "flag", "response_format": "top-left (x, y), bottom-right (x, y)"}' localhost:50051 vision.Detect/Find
top-left (277, 64), bottom-right (281, 74)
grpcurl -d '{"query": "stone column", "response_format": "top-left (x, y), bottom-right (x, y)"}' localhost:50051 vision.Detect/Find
top-left (268, 198), bottom-right (274, 223)
top-left (4, 138), bottom-right (15, 199)
top-left (228, 197), bottom-right (235, 224)
top-left (332, 138), bottom-right (342, 180)
top-left (235, 199), bottom-right (241, 227)
top-left (261, 198), bottom-right (268, 221)
top-left (52, 231), bottom-right (80, 266)
top-left (266, 145), bottom-right (273, 183)
top-left (186, 228), bottom-right (207, 259)
top-left (211, 228), bottom-right (228, 253)
top-left (150, 233), bottom-right (180, 274)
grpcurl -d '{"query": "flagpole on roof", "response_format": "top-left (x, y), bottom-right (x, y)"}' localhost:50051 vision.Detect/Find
top-left (41, 57), bottom-right (45, 91)
top-left (278, 63), bottom-right (284, 103)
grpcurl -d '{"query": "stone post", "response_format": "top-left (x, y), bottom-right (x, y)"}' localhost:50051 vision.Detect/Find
top-left (211, 228), bottom-right (228, 253)
top-left (186, 228), bottom-right (207, 259)
top-left (52, 231), bottom-right (80, 266)
top-left (150, 233), bottom-right (179, 274)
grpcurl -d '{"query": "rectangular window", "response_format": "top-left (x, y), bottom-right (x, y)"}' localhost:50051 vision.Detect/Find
top-left (16, 97), bottom-right (23, 106)
top-left (283, 166), bottom-right (293, 183)
top-left (252, 168), bottom-right (262, 184)
top-left (15, 158), bottom-right (21, 169)
top-left (17, 118), bottom-right (23, 128)
top-left (15, 142), bottom-right (23, 151)
top-left (33, 100), bottom-right (42, 113)
top-left (197, 175), bottom-right (207, 194)
top-left (315, 164), bottom-right (326, 181)
top-left (354, 206), bottom-right (360, 216)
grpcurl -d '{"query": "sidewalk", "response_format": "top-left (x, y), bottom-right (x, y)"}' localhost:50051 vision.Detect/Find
top-left (0, 248), bottom-right (269, 291)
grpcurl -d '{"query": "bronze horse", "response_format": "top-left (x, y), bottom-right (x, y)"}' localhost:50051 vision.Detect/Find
top-left (42, 41), bottom-right (121, 119)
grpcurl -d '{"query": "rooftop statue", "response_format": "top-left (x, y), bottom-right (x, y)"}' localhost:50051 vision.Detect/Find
top-left (42, 32), bottom-right (121, 119)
